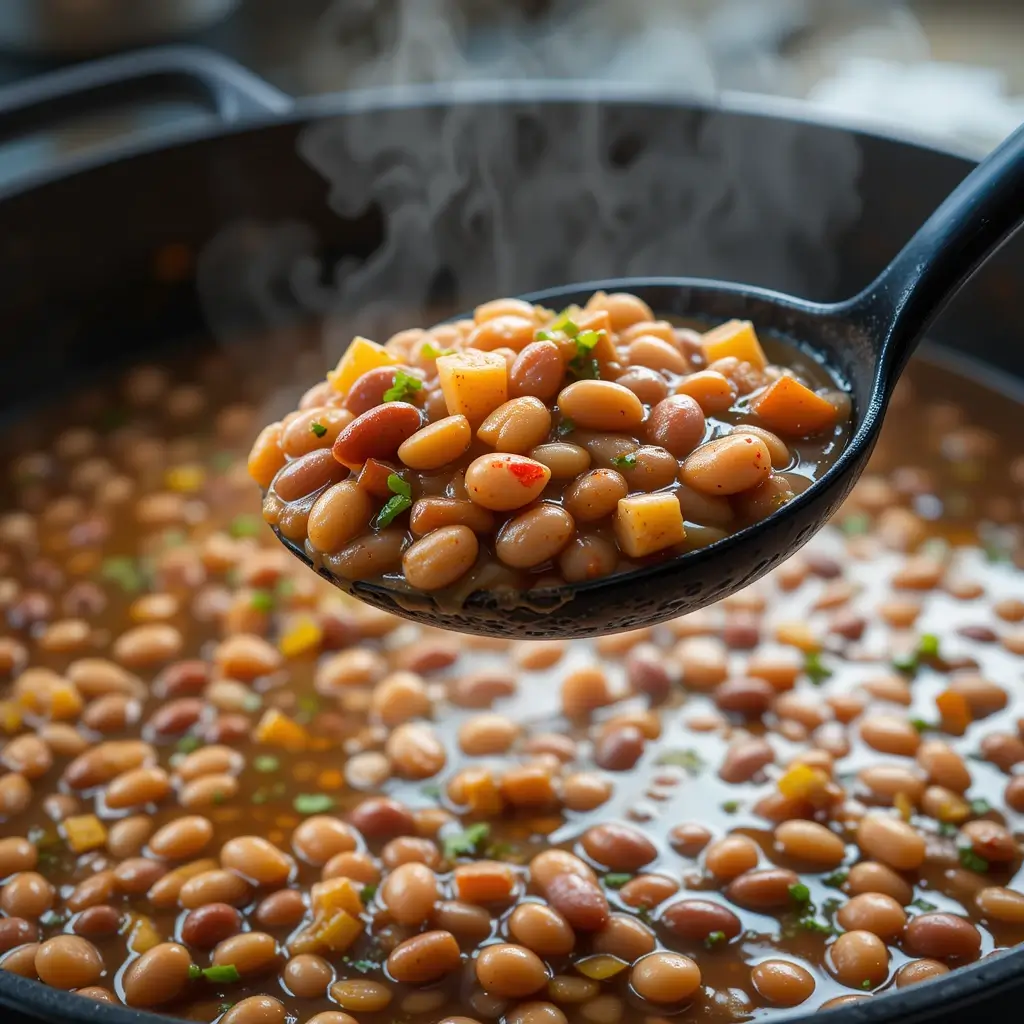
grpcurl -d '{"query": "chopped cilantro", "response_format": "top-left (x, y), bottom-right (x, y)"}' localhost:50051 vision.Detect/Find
top-left (556, 418), bottom-right (575, 438)
top-left (253, 755), bottom-right (279, 774)
top-left (704, 930), bottom-right (726, 949)
top-left (383, 370), bottom-right (424, 403)
top-left (310, 421), bottom-right (328, 438)
top-left (822, 870), bottom-right (848, 889)
top-left (634, 905), bottom-right (653, 925)
top-left (917, 633), bottom-right (940, 658)
top-left (250, 589), bottom-right (274, 613)
top-left (982, 539), bottom-right (1012, 564)
top-left (342, 958), bottom-right (380, 975)
top-left (229, 514), bottom-right (262, 538)
top-left (788, 882), bottom-right (811, 905)
top-left (443, 822), bottom-right (490, 860)
top-left (970, 798), bottom-right (992, 816)
top-left (910, 898), bottom-right (937, 911)
top-left (38, 909), bottom-right (67, 928)
top-left (938, 821), bottom-right (959, 837)
top-left (655, 749), bottom-right (704, 775)
top-left (551, 313), bottom-right (580, 338)
top-left (294, 794), bottom-right (335, 815)
top-left (958, 847), bottom-right (989, 873)
top-left (374, 473), bottom-right (413, 529)
top-left (909, 717), bottom-right (934, 733)
top-left (100, 556), bottom-right (145, 593)
top-left (212, 790), bottom-right (227, 806)
top-left (611, 453), bottom-right (638, 470)
top-left (190, 964), bottom-right (241, 983)
top-left (568, 354), bottom-right (601, 381)
top-left (176, 734), bottom-right (201, 755)
top-left (721, 800), bottom-right (741, 814)
top-left (797, 916), bottom-right (834, 935)
top-left (217, 1004), bottom-right (234, 1015)
top-left (804, 651), bottom-right (832, 685)
top-left (361, 884), bottom-right (378, 903)
top-left (421, 341), bottom-right (455, 360)
top-left (892, 651), bottom-right (919, 674)
top-left (861, 979), bottom-right (873, 990)
top-left (420, 783), bottom-right (442, 799)
top-left (603, 873), bottom-right (632, 890)
top-left (575, 328), bottom-right (602, 350)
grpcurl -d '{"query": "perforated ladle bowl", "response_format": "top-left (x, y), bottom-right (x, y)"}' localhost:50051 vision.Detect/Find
top-left (274, 121), bottom-right (1024, 639)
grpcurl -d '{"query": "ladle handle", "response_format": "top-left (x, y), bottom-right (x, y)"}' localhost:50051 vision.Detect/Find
top-left (845, 120), bottom-right (1024, 384)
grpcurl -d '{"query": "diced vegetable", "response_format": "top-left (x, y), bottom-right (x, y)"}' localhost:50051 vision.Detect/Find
top-left (0, 701), bottom-right (22, 734)
top-left (613, 493), bottom-right (685, 558)
top-left (575, 954), bottom-right (628, 980)
top-left (126, 914), bottom-right (162, 954)
top-left (279, 617), bottom-right (323, 659)
top-left (452, 769), bottom-right (504, 816)
top-left (291, 910), bottom-right (363, 955)
top-left (61, 814), bottom-right (108, 854)
top-left (255, 709), bottom-right (311, 751)
top-left (436, 351), bottom-right (509, 427)
top-left (777, 764), bottom-right (829, 802)
top-left (936, 689), bottom-right (972, 736)
top-left (312, 877), bottom-right (365, 918)
top-left (751, 376), bottom-right (838, 437)
top-left (328, 337), bottom-right (396, 395)
top-left (701, 319), bottom-right (768, 370)
top-left (453, 861), bottom-right (516, 904)
top-left (775, 621), bottom-right (820, 653)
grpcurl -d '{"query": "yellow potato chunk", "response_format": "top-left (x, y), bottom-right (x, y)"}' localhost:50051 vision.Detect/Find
top-left (613, 493), bottom-right (686, 558)
top-left (701, 319), bottom-right (768, 371)
top-left (328, 337), bottom-right (396, 395)
top-left (437, 350), bottom-right (509, 427)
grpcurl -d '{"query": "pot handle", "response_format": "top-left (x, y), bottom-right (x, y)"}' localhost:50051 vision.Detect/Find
top-left (0, 45), bottom-right (291, 129)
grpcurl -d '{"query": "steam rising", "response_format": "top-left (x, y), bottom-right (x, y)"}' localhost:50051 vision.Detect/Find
top-left (197, 0), bottom-right (867, 418)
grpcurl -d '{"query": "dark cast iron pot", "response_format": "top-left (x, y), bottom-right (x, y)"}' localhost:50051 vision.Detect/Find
top-left (0, 44), bottom-right (1021, 1024)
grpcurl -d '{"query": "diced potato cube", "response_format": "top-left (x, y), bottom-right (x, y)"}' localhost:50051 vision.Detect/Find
top-left (751, 376), bottom-right (838, 437)
top-left (701, 319), bottom-right (768, 370)
top-left (574, 309), bottom-right (619, 368)
top-left (311, 876), bottom-right (365, 918)
top-left (328, 337), bottom-right (396, 396)
top-left (614, 493), bottom-right (686, 558)
top-left (316, 909), bottom-right (363, 952)
top-left (255, 708), bottom-right (310, 751)
top-left (61, 814), bottom-right (108, 854)
top-left (437, 351), bottom-right (509, 427)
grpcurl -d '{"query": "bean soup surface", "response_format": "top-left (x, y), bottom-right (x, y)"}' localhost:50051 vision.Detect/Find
top-left (255, 292), bottom-right (852, 599)
top-left (0, 343), bottom-right (1023, 1024)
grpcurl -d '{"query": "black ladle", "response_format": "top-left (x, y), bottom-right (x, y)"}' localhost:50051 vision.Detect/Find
top-left (275, 120), bottom-right (1024, 639)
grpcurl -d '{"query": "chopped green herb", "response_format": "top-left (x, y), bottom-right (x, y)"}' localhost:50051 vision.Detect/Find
top-left (603, 873), bottom-right (632, 890)
top-left (909, 717), bottom-right (935, 733)
top-left (910, 898), bottom-right (937, 911)
top-left (420, 783), bottom-right (442, 799)
top-left (374, 473), bottom-right (413, 530)
top-left (309, 420), bottom-right (328, 438)
top-left (342, 958), bottom-right (380, 975)
top-left (655, 749), bottom-right (704, 775)
top-left (383, 370), bottom-right (424, 403)
top-left (251, 789), bottom-right (269, 805)
top-left (361, 884), bottom-right (378, 903)
top-left (804, 650), bottom-right (832, 685)
top-left (634, 905), bottom-right (653, 925)
top-left (958, 847), bottom-right (989, 873)
top-left (839, 513), bottom-right (871, 536)
top-left (443, 822), bottom-right (490, 860)
top-left (822, 870), bottom-right (848, 889)
top-left (611, 453), bottom-right (638, 470)
top-left (788, 882), bottom-right (811, 905)
top-left (704, 930), bottom-right (727, 949)
top-left (38, 909), bottom-right (67, 928)
top-left (938, 821), bottom-right (959, 837)
top-left (295, 694), bottom-right (320, 723)
top-left (822, 896), bottom-right (843, 917)
top-left (916, 633), bottom-right (940, 658)
top-left (294, 794), bottom-right (335, 815)
top-left (100, 556), bottom-right (145, 593)
top-left (556, 418), bottom-right (575, 438)
top-left (568, 354), bottom-right (601, 381)
top-left (421, 341), bottom-right (455, 360)
top-left (250, 589), bottom-right (274, 613)
top-left (212, 790), bottom-right (227, 806)
top-left (797, 916), bottom-right (835, 935)
top-left (190, 964), bottom-right (241, 983)
top-left (176, 734), bottom-right (202, 755)
top-left (970, 798), bottom-right (992, 816)
top-left (275, 578), bottom-right (296, 599)
top-left (483, 841), bottom-right (519, 863)
top-left (229, 514), bottom-right (262, 538)
top-left (892, 651), bottom-right (919, 674)
top-left (982, 539), bottom-right (1012, 564)
top-left (861, 980), bottom-right (873, 990)
top-left (217, 1004), bottom-right (234, 1015)
top-left (253, 755), bottom-right (279, 774)
top-left (721, 800), bottom-right (741, 814)
top-left (551, 314), bottom-right (580, 338)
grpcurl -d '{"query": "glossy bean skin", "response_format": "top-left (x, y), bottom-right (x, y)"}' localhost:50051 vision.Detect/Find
top-left (122, 942), bottom-right (193, 1007)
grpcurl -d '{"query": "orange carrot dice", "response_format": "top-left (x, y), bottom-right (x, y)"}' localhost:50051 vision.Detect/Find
top-left (752, 376), bottom-right (838, 437)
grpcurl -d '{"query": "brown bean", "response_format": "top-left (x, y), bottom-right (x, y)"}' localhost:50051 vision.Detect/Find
top-left (545, 872), bottom-right (609, 932)
top-left (856, 813), bottom-right (926, 870)
top-left (282, 953), bottom-right (334, 999)
top-left (344, 366), bottom-right (416, 416)
top-left (980, 732), bottom-right (1024, 772)
top-left (896, 959), bottom-right (950, 987)
top-left (181, 902), bottom-right (243, 948)
top-left (827, 930), bottom-right (889, 988)
top-left (221, 997), bottom-right (286, 1024)
top-left (593, 725), bottom-right (645, 772)
top-left (1, 872), bottom-right (55, 918)
top-left (122, 942), bottom-right (193, 1007)
top-left (903, 913), bottom-right (981, 962)
top-left (836, 893), bottom-right (907, 940)
top-left (961, 819), bottom-right (1017, 863)
top-left (105, 765), bottom-right (171, 809)
top-left (618, 874), bottom-right (678, 909)
top-left (333, 403), bottom-right (423, 468)
top-left (669, 824), bottom-right (712, 858)
top-left (725, 868), bottom-right (800, 911)
top-left (0, 942), bottom-right (39, 978)
top-left (646, 395), bottom-right (705, 457)
top-left (292, 816), bottom-right (358, 866)
top-left (0, 918), bottom-right (37, 953)
top-left (846, 862), bottom-right (913, 905)
top-left (630, 951), bottom-right (701, 1004)
top-left (773, 820), bottom-right (846, 868)
top-left (256, 889), bottom-right (307, 930)
top-left (476, 943), bottom-right (549, 998)
top-left (432, 900), bottom-right (493, 942)
top-left (381, 862), bottom-right (439, 926)
top-left (580, 823), bottom-right (657, 872)
top-left (591, 913), bottom-right (656, 962)
top-left (149, 816), bottom-right (214, 860)
top-left (714, 677), bottom-right (774, 718)
top-left (221, 836), bottom-right (293, 886)
top-left (510, 341), bottom-right (564, 401)
top-left (387, 930), bottom-right (461, 984)
top-left (349, 796), bottom-right (415, 840)
top-left (719, 737), bottom-right (774, 783)
top-left (72, 905), bottom-right (120, 938)
top-left (859, 715), bottom-right (920, 756)
top-left (213, 931), bottom-right (281, 977)
top-left (509, 902), bottom-right (575, 957)
top-left (34, 935), bottom-right (104, 990)
top-left (976, 886), bottom-right (1024, 924)
top-left (0, 837), bottom-right (37, 877)
top-left (661, 899), bottom-right (741, 943)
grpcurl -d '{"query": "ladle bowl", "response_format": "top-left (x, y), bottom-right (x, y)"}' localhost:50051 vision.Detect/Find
top-left (273, 119), bottom-right (1024, 639)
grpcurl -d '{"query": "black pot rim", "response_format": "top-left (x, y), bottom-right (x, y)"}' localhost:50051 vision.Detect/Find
top-left (0, 80), bottom-right (1017, 1024)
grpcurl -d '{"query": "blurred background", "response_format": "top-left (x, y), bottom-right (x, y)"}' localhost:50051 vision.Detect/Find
top-left (0, 0), bottom-right (1020, 189)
